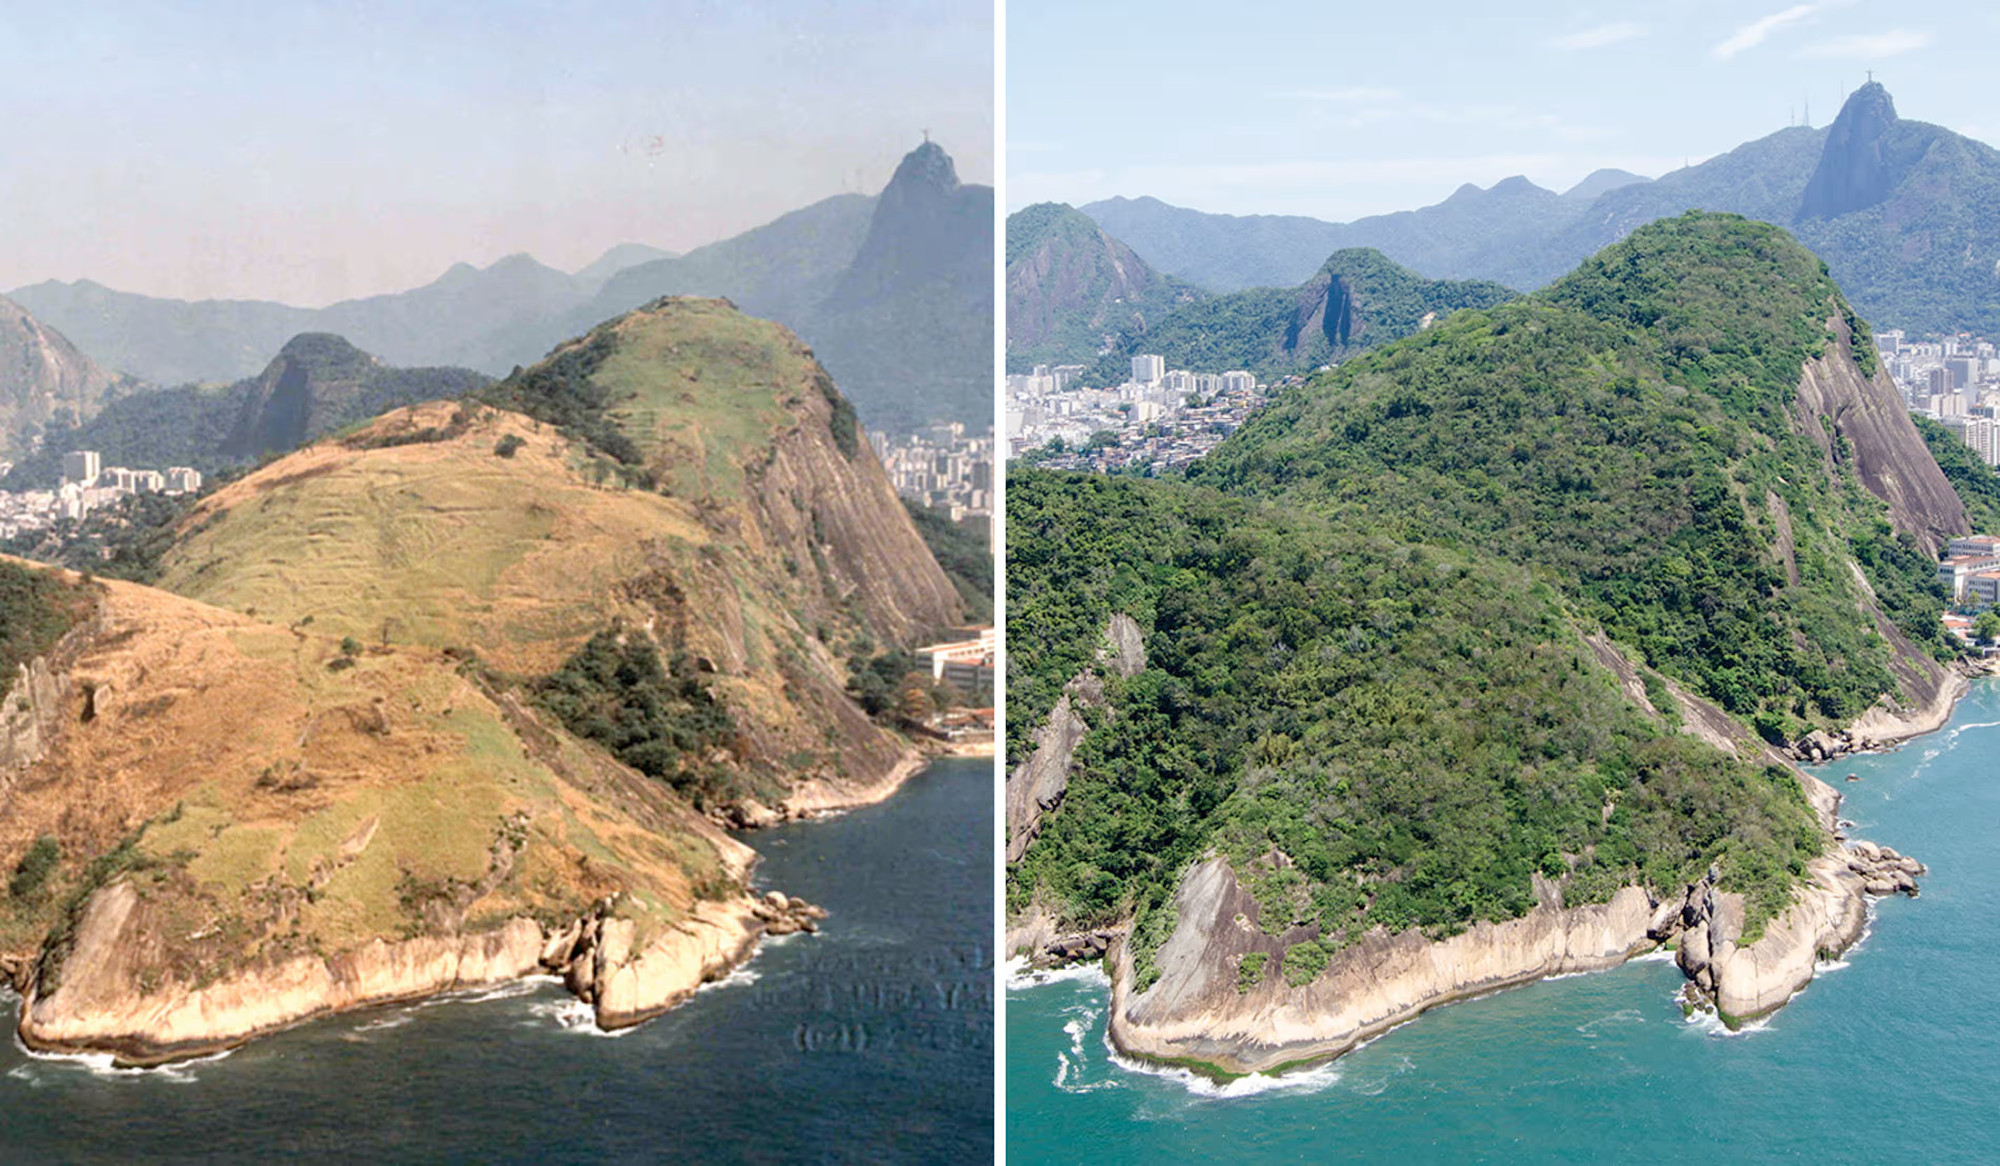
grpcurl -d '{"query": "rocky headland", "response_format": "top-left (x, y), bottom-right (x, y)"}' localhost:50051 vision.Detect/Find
top-left (0, 299), bottom-right (966, 1067)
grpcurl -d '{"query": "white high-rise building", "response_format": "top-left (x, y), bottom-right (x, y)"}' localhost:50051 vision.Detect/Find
top-left (1221, 371), bottom-right (1255, 394)
top-left (60, 450), bottom-right (100, 486)
top-left (1131, 354), bottom-right (1164, 386)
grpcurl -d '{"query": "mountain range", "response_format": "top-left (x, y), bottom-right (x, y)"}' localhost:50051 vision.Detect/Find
top-left (9, 142), bottom-right (992, 436)
top-left (1006, 203), bottom-right (1514, 378)
top-left (1077, 84), bottom-right (2000, 339)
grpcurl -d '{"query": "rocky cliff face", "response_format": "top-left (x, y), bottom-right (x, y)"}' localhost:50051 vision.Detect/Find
top-left (1005, 203), bottom-right (1199, 363)
top-left (1004, 614), bottom-right (1144, 863)
top-left (0, 294), bottom-right (120, 440)
top-left (1107, 858), bottom-right (1668, 1075)
top-left (803, 141), bottom-right (993, 432)
top-left (1678, 843), bottom-right (1920, 1022)
top-left (1793, 317), bottom-right (1966, 555)
top-left (1798, 82), bottom-right (1905, 220)
top-left (222, 332), bottom-right (382, 457)
top-left (1102, 836), bottom-right (1924, 1075)
top-left (1284, 269), bottom-right (1361, 352)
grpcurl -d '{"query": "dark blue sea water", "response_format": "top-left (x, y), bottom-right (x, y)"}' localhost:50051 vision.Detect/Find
top-left (0, 757), bottom-right (992, 1164)
top-left (1006, 682), bottom-right (2000, 1163)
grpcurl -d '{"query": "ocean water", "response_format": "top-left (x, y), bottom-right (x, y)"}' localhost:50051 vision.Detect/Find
top-left (0, 757), bottom-right (992, 1164)
top-left (1007, 682), bottom-right (2000, 1163)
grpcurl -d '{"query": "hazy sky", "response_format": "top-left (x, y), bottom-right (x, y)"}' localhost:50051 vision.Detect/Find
top-left (0, 1), bottom-right (992, 306)
top-left (1009, 0), bottom-right (1996, 219)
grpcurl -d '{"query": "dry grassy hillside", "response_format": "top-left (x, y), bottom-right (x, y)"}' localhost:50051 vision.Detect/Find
top-left (155, 299), bottom-right (964, 807)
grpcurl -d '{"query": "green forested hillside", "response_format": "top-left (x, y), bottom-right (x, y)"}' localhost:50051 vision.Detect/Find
top-left (1914, 415), bottom-right (2000, 535)
top-left (1009, 212), bottom-right (1964, 982)
top-left (1007, 471), bottom-right (1821, 985)
top-left (1196, 214), bottom-right (1952, 736)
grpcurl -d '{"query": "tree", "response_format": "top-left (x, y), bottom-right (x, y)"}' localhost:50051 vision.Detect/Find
top-left (1975, 611), bottom-right (2000, 645)
top-left (896, 671), bottom-right (938, 722)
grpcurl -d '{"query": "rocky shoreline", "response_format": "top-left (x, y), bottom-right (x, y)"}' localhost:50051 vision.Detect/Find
top-left (11, 882), bottom-right (831, 1068)
top-left (1014, 676), bottom-right (1969, 1078)
top-left (5, 705), bottom-right (939, 1067)
top-left (712, 744), bottom-right (935, 830)
top-left (1052, 837), bottom-right (1924, 1078)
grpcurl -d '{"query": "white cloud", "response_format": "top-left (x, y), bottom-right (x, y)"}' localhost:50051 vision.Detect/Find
top-left (1796, 28), bottom-right (1932, 59)
top-left (1551, 22), bottom-right (1647, 50)
top-left (1713, 4), bottom-right (1820, 59)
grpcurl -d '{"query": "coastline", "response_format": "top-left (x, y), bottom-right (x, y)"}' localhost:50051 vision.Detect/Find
top-left (1074, 676), bottom-right (1981, 1079)
top-left (13, 893), bottom-right (788, 1068)
top-left (781, 744), bottom-right (933, 818)
top-left (11, 750), bottom-right (954, 1068)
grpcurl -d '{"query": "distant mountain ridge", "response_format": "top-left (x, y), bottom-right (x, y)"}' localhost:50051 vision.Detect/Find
top-left (1079, 83), bottom-right (2000, 337)
top-left (2, 333), bottom-right (488, 487)
top-left (1080, 247), bottom-right (1515, 383)
top-left (7, 245), bottom-right (662, 390)
top-left (0, 295), bottom-right (127, 441)
top-left (15, 143), bottom-right (993, 435)
top-left (1005, 202), bottom-right (1204, 373)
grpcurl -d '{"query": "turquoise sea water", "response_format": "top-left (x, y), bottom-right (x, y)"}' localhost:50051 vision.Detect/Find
top-left (1, 757), bottom-right (992, 1163)
top-left (1007, 682), bottom-right (2000, 1163)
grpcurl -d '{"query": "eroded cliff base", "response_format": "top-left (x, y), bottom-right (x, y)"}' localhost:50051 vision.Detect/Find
top-left (1051, 839), bottom-right (1924, 1079)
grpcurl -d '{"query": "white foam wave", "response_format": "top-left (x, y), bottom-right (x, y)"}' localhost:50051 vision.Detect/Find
top-left (1105, 1047), bottom-right (1345, 1099)
top-left (698, 965), bottom-right (761, 994)
top-left (1005, 958), bottom-right (1110, 992)
top-left (1632, 948), bottom-right (1680, 964)
top-left (523, 998), bottom-right (633, 1038)
top-left (351, 1013), bottom-right (414, 1033)
top-left (1682, 1007), bottom-right (1777, 1039)
top-left (7, 1037), bottom-right (232, 1082)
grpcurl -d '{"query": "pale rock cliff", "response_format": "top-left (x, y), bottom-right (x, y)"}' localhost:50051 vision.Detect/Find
top-left (1005, 614), bottom-right (1145, 863)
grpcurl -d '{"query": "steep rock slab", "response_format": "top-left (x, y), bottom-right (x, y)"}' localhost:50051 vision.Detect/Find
top-left (1108, 858), bottom-right (1665, 1075)
top-left (1004, 614), bottom-right (1146, 863)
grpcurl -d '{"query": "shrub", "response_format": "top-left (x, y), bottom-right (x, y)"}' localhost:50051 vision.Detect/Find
top-left (9, 835), bottom-right (60, 899)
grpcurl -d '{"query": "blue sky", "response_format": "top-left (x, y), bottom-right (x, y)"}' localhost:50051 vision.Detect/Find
top-left (1007, 0), bottom-right (1996, 218)
top-left (0, 1), bottom-right (992, 304)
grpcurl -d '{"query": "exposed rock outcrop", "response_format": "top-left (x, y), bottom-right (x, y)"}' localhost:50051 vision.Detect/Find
top-left (1106, 858), bottom-right (1668, 1075)
top-left (1005, 614), bottom-right (1146, 863)
top-left (1678, 843), bottom-right (1921, 1023)
top-left (1797, 82), bottom-right (1903, 221)
top-left (1105, 835), bottom-right (1921, 1076)
top-left (1792, 315), bottom-right (1966, 557)
top-left (0, 294), bottom-right (121, 438)
top-left (19, 882), bottom-right (820, 1066)
top-left (1004, 695), bottom-right (1089, 864)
